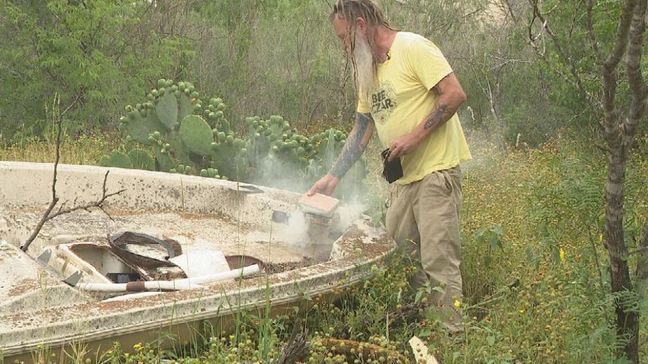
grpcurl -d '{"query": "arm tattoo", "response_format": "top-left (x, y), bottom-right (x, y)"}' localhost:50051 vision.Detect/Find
top-left (423, 104), bottom-right (448, 130)
top-left (330, 113), bottom-right (373, 178)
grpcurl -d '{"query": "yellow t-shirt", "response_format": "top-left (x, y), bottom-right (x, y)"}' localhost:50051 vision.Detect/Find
top-left (357, 32), bottom-right (472, 184)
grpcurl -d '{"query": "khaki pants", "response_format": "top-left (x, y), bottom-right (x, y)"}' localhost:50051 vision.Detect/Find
top-left (386, 166), bottom-right (463, 331)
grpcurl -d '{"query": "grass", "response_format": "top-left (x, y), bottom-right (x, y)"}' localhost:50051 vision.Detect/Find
top-left (0, 133), bottom-right (117, 165)
top-left (4, 130), bottom-right (648, 363)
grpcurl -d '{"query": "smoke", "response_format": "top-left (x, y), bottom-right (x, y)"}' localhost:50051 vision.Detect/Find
top-left (243, 132), bottom-right (376, 251)
top-left (272, 196), bottom-right (368, 249)
top-left (250, 154), bottom-right (313, 193)
top-left (277, 209), bottom-right (309, 246)
top-left (332, 199), bottom-right (366, 233)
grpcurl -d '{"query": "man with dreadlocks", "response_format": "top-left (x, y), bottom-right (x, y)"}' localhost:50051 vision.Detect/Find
top-left (308, 0), bottom-right (472, 334)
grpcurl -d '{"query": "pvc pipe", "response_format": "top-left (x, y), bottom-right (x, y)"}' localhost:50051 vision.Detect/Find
top-left (102, 292), bottom-right (162, 302)
top-left (74, 264), bottom-right (260, 292)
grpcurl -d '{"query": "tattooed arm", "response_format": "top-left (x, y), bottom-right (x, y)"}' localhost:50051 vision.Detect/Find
top-left (330, 112), bottom-right (374, 177)
top-left (307, 112), bottom-right (374, 196)
top-left (386, 73), bottom-right (466, 161)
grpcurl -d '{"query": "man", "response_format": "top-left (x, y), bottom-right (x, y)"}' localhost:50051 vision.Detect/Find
top-left (308, 0), bottom-right (472, 333)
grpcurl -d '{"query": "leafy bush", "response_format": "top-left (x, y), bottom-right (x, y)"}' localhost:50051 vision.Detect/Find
top-left (0, 1), bottom-right (193, 142)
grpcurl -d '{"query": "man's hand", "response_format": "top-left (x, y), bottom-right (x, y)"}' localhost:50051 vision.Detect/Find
top-left (387, 131), bottom-right (422, 162)
top-left (307, 174), bottom-right (339, 196)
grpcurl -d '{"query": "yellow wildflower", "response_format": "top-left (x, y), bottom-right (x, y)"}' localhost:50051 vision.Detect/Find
top-left (559, 248), bottom-right (566, 262)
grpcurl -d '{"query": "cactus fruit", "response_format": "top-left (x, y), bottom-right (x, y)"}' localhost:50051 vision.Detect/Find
top-left (124, 111), bottom-right (165, 145)
top-left (200, 168), bottom-right (220, 178)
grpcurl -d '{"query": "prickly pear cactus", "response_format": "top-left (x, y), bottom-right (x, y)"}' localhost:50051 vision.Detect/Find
top-left (310, 128), bottom-right (347, 169)
top-left (241, 116), bottom-right (365, 195)
top-left (101, 79), bottom-right (366, 197)
top-left (127, 149), bottom-right (155, 170)
top-left (243, 115), bottom-right (313, 184)
top-left (106, 79), bottom-right (241, 177)
top-left (203, 97), bottom-right (230, 132)
top-left (179, 115), bottom-right (213, 155)
top-left (99, 150), bottom-right (132, 169)
top-left (246, 116), bottom-right (298, 157)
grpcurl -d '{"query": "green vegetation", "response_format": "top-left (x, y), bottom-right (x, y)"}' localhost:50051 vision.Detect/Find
top-left (96, 79), bottom-right (364, 196)
top-left (6, 0), bottom-right (640, 147)
top-left (7, 133), bottom-right (647, 363)
top-left (1, 0), bottom-right (646, 362)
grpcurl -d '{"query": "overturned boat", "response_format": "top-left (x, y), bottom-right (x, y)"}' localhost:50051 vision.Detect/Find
top-left (0, 161), bottom-right (394, 361)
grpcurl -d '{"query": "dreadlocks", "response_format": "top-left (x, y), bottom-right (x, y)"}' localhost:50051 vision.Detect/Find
top-left (330, 0), bottom-right (396, 99)
top-left (330, 0), bottom-right (394, 29)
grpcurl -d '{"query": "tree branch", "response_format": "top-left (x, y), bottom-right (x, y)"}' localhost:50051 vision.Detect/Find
top-left (599, 1), bottom-right (646, 362)
top-left (20, 94), bottom-right (124, 252)
top-left (622, 0), bottom-right (648, 151)
top-left (502, 0), bottom-right (518, 24)
top-left (528, 0), bottom-right (598, 110)
top-left (46, 171), bottom-right (126, 222)
top-left (585, 0), bottom-right (602, 61)
top-left (602, 0), bottom-right (638, 124)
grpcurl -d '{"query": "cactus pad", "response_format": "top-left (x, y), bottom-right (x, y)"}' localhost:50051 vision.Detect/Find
top-left (156, 93), bottom-right (179, 130)
top-left (99, 150), bottom-right (132, 169)
top-left (128, 149), bottom-right (155, 170)
top-left (179, 115), bottom-right (214, 155)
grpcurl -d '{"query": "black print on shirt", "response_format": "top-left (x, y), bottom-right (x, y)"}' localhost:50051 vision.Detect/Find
top-left (371, 89), bottom-right (394, 114)
top-left (370, 82), bottom-right (397, 124)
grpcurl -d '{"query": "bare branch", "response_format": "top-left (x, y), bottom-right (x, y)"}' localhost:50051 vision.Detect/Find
top-left (21, 94), bottom-right (67, 252)
top-left (623, 0), bottom-right (648, 146)
top-left (502, 0), bottom-right (518, 24)
top-left (605, 0), bottom-right (638, 72)
top-left (56, 201), bottom-right (66, 215)
top-left (603, 0), bottom-right (638, 124)
top-left (21, 198), bottom-right (60, 252)
top-left (20, 95), bottom-right (124, 252)
top-left (585, 0), bottom-right (602, 61)
top-left (527, 4), bottom-right (546, 50)
top-left (528, 0), bottom-right (598, 110)
top-left (46, 171), bottom-right (126, 221)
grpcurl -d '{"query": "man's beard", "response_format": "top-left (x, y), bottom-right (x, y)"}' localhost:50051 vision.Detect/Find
top-left (352, 33), bottom-right (377, 101)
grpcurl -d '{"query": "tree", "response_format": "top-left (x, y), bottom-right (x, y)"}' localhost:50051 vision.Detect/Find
top-left (0, 0), bottom-right (193, 142)
top-left (529, 0), bottom-right (647, 362)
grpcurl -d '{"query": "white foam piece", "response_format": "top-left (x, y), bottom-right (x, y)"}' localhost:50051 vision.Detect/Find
top-left (169, 248), bottom-right (230, 277)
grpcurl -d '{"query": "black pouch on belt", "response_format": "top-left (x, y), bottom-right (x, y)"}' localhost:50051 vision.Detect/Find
top-left (381, 148), bottom-right (403, 183)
